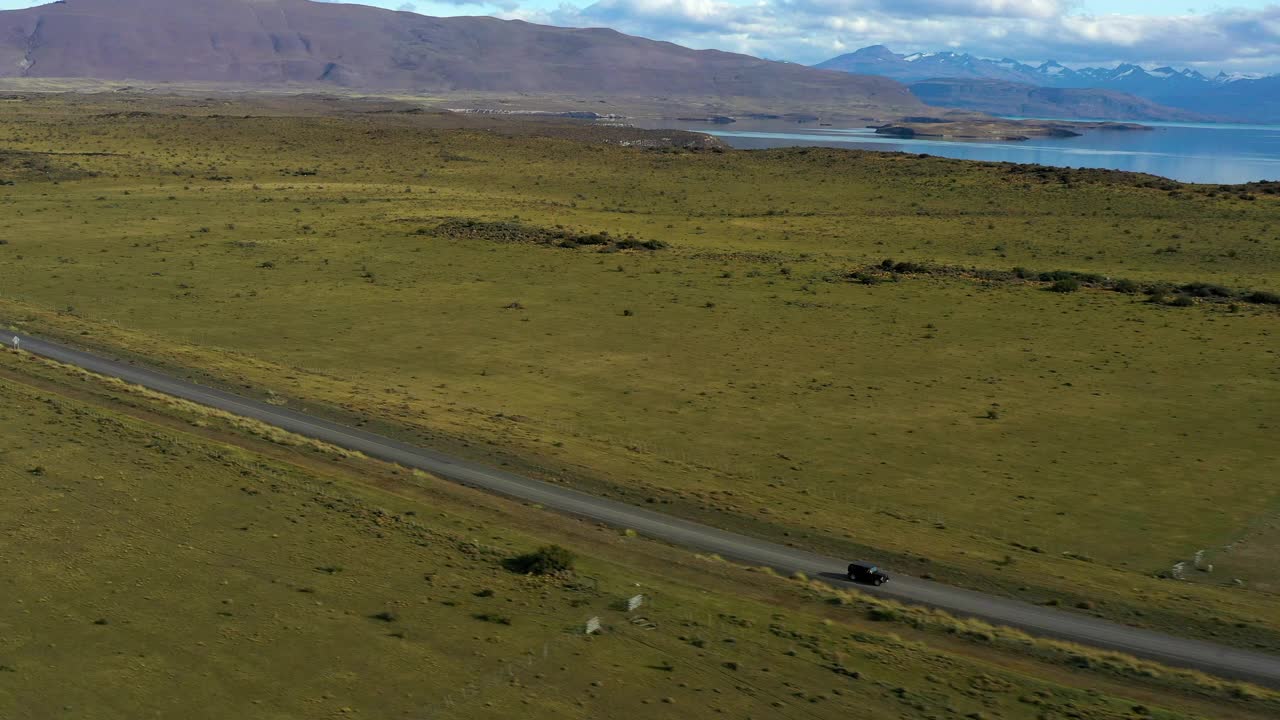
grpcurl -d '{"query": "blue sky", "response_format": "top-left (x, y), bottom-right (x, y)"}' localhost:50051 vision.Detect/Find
top-left (3, 0), bottom-right (1279, 72)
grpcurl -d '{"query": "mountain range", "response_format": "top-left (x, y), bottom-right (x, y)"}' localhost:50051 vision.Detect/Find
top-left (0, 0), bottom-right (920, 117)
top-left (816, 46), bottom-right (1280, 123)
top-left (907, 79), bottom-right (1209, 123)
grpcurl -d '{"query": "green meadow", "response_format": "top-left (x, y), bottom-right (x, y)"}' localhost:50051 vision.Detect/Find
top-left (1, 93), bottom-right (1277, 652)
top-left (10, 349), bottom-right (1280, 719)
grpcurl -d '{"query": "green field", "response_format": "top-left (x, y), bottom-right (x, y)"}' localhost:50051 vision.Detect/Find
top-left (11, 349), bottom-right (1280, 719)
top-left (1, 93), bottom-right (1278, 654)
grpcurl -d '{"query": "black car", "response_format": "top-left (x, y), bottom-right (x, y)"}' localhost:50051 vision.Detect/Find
top-left (847, 561), bottom-right (890, 586)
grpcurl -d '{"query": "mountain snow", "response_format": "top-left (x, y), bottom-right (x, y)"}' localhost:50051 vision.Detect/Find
top-left (818, 46), bottom-right (1275, 88)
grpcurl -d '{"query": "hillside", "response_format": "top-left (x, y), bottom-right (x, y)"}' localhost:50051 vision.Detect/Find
top-left (0, 0), bottom-right (920, 113)
top-left (7, 324), bottom-right (1276, 720)
top-left (910, 79), bottom-right (1209, 122)
top-left (1156, 75), bottom-right (1280, 125)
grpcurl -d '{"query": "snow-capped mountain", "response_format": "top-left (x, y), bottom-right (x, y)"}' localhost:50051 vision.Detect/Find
top-left (814, 47), bottom-right (1248, 89)
top-left (1215, 71), bottom-right (1265, 83)
top-left (815, 46), bottom-right (1279, 122)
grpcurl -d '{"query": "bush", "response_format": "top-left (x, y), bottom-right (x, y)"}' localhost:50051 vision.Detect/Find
top-left (1244, 290), bottom-right (1280, 305)
top-left (1180, 282), bottom-right (1233, 298)
top-left (868, 607), bottom-right (900, 622)
top-left (1041, 269), bottom-right (1104, 285)
top-left (615, 237), bottom-right (669, 251)
top-left (1169, 295), bottom-right (1196, 307)
top-left (1112, 278), bottom-right (1141, 294)
top-left (505, 545), bottom-right (575, 575)
top-left (433, 220), bottom-right (665, 252)
top-left (1048, 278), bottom-right (1080, 293)
top-left (1039, 270), bottom-right (1075, 282)
top-left (473, 613), bottom-right (512, 625)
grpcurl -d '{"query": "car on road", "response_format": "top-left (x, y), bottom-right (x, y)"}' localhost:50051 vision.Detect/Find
top-left (847, 561), bottom-right (890, 586)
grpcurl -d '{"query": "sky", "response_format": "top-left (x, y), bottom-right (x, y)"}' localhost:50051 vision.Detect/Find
top-left (2, 0), bottom-right (1279, 73)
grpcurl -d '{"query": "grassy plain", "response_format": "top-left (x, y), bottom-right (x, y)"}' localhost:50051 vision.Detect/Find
top-left (0, 93), bottom-right (1277, 653)
top-left (10, 349), bottom-right (1280, 719)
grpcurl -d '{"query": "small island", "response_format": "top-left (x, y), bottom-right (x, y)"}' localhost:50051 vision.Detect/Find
top-left (872, 118), bottom-right (1152, 141)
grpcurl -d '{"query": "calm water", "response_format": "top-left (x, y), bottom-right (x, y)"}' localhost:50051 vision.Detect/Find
top-left (641, 119), bottom-right (1280, 184)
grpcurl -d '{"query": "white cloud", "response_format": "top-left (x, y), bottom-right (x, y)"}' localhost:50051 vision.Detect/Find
top-left (529, 0), bottom-right (1280, 71)
top-left (241, 0), bottom-right (1280, 72)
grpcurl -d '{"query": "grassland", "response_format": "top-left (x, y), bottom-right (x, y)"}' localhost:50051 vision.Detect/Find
top-left (4, 346), bottom-right (1280, 720)
top-left (0, 93), bottom-right (1277, 656)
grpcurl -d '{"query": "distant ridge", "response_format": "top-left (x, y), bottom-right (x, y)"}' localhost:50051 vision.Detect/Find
top-left (0, 0), bottom-right (922, 114)
top-left (816, 46), bottom-right (1279, 122)
top-left (909, 79), bottom-right (1211, 123)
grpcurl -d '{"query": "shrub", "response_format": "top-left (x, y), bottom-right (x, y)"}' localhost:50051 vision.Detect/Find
top-left (615, 237), bottom-right (669, 251)
top-left (1180, 282), bottom-right (1233, 298)
top-left (473, 613), bottom-right (512, 625)
top-left (1041, 270), bottom-right (1103, 285)
top-left (433, 220), bottom-right (665, 252)
top-left (1169, 295), bottom-right (1195, 307)
top-left (370, 611), bottom-right (398, 622)
top-left (505, 545), bottom-right (575, 575)
top-left (1112, 278), bottom-right (1140, 294)
top-left (1039, 270), bottom-right (1075, 282)
top-left (1244, 290), bottom-right (1280, 305)
top-left (1048, 278), bottom-right (1080, 293)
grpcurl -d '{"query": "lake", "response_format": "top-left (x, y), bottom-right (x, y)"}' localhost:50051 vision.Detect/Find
top-left (639, 119), bottom-right (1280, 185)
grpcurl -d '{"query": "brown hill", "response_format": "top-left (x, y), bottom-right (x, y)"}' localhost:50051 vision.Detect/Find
top-left (0, 0), bottom-right (920, 112)
top-left (909, 79), bottom-right (1209, 123)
